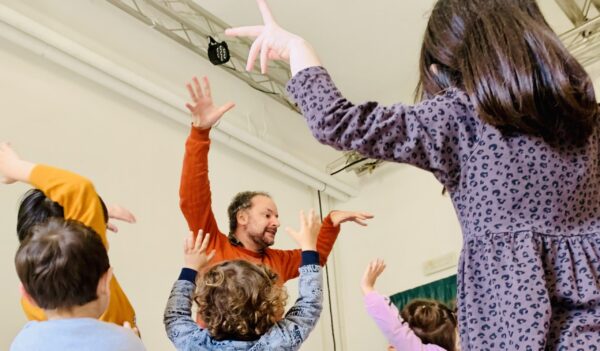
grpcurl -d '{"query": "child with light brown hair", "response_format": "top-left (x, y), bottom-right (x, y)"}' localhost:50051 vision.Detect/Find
top-left (164, 210), bottom-right (323, 350)
top-left (361, 259), bottom-right (459, 351)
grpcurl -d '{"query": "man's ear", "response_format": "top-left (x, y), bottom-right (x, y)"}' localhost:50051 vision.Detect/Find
top-left (97, 267), bottom-right (113, 297)
top-left (237, 210), bottom-right (248, 226)
top-left (19, 283), bottom-right (40, 308)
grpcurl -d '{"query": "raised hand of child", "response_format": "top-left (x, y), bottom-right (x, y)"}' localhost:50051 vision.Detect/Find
top-left (106, 204), bottom-right (137, 233)
top-left (183, 230), bottom-right (216, 271)
top-left (285, 209), bottom-right (321, 251)
top-left (0, 142), bottom-right (33, 184)
top-left (185, 76), bottom-right (235, 130)
top-left (225, 0), bottom-right (306, 74)
top-left (361, 259), bottom-right (386, 295)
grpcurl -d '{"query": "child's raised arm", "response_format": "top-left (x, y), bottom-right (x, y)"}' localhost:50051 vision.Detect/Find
top-left (0, 143), bottom-right (35, 184)
top-left (255, 209), bottom-right (323, 350)
top-left (164, 230), bottom-right (215, 349)
top-left (362, 259), bottom-right (445, 351)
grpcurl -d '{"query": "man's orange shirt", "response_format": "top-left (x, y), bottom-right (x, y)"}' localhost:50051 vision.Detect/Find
top-left (179, 127), bottom-right (340, 282)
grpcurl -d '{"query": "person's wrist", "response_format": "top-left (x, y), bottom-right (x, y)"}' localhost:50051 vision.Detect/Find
top-left (301, 242), bottom-right (317, 251)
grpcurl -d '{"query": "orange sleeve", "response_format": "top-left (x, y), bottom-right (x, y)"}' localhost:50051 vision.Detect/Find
top-left (179, 127), bottom-right (225, 251)
top-left (316, 214), bottom-right (340, 266)
top-left (274, 214), bottom-right (341, 283)
top-left (28, 165), bottom-right (107, 247)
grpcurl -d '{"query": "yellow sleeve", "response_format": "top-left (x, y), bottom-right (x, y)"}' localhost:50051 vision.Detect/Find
top-left (28, 164), bottom-right (107, 248)
top-left (23, 165), bottom-right (137, 327)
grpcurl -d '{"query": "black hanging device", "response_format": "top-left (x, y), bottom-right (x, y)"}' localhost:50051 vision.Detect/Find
top-left (207, 36), bottom-right (230, 65)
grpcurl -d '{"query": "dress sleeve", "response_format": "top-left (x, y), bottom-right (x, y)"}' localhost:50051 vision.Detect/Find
top-left (286, 66), bottom-right (480, 189)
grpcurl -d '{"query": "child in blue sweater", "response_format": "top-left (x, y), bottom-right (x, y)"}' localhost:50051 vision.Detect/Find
top-left (164, 209), bottom-right (323, 350)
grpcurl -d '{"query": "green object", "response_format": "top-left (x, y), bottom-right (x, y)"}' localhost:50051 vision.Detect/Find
top-left (389, 275), bottom-right (457, 311)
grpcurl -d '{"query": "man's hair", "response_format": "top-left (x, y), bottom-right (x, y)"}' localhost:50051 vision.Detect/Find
top-left (227, 191), bottom-right (271, 236)
top-left (194, 260), bottom-right (287, 341)
top-left (400, 299), bottom-right (457, 351)
top-left (15, 217), bottom-right (110, 310)
top-left (17, 189), bottom-right (108, 243)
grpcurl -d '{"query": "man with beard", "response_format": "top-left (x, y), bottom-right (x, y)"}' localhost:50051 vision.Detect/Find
top-left (179, 76), bottom-right (373, 283)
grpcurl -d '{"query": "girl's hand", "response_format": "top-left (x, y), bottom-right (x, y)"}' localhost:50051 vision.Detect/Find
top-left (361, 259), bottom-right (386, 295)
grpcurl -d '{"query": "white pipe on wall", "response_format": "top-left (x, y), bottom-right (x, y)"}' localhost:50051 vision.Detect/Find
top-left (0, 3), bottom-right (357, 201)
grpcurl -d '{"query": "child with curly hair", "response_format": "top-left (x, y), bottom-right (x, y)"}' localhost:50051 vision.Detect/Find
top-left (164, 210), bottom-right (323, 350)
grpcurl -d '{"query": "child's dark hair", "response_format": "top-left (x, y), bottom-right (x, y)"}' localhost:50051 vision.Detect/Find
top-left (16, 189), bottom-right (108, 242)
top-left (15, 217), bottom-right (110, 310)
top-left (400, 299), bottom-right (457, 351)
top-left (417, 0), bottom-right (598, 146)
top-left (194, 260), bottom-right (287, 341)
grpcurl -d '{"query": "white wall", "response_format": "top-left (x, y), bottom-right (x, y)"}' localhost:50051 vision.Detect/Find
top-left (328, 164), bottom-right (461, 351)
top-left (0, 24), bottom-right (334, 351)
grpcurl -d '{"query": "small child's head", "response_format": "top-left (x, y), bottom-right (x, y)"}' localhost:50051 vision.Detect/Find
top-left (15, 217), bottom-right (112, 315)
top-left (418, 0), bottom-right (597, 145)
top-left (17, 189), bottom-right (108, 242)
top-left (194, 260), bottom-right (287, 341)
top-left (400, 299), bottom-right (458, 351)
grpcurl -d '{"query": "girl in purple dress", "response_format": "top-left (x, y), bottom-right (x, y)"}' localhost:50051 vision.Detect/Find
top-left (227, 0), bottom-right (600, 349)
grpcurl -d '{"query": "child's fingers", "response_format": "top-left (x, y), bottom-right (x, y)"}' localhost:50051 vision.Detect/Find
top-left (193, 229), bottom-right (205, 250)
top-left (185, 231), bottom-right (195, 251)
top-left (285, 227), bottom-right (299, 238)
top-left (298, 209), bottom-right (307, 229)
top-left (199, 233), bottom-right (211, 252)
top-left (207, 249), bottom-right (216, 262)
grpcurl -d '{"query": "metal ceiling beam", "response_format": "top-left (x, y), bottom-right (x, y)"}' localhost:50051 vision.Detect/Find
top-left (106, 0), bottom-right (298, 112)
top-left (556, 0), bottom-right (600, 67)
top-left (555, 0), bottom-right (587, 25)
top-left (107, 0), bottom-right (380, 177)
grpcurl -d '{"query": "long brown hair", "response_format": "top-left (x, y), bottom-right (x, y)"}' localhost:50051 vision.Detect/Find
top-left (416, 0), bottom-right (598, 146)
top-left (194, 260), bottom-right (287, 341)
top-left (401, 299), bottom-right (457, 351)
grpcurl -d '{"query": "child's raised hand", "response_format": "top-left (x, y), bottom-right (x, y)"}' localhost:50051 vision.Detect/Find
top-left (361, 259), bottom-right (386, 295)
top-left (106, 204), bottom-right (137, 233)
top-left (286, 209), bottom-right (321, 251)
top-left (225, 0), bottom-right (303, 74)
top-left (183, 230), bottom-right (216, 271)
top-left (0, 142), bottom-right (32, 184)
top-left (185, 76), bottom-right (235, 130)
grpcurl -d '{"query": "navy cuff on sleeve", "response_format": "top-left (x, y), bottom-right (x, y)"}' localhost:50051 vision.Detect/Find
top-left (301, 250), bottom-right (320, 266)
top-left (179, 268), bottom-right (198, 283)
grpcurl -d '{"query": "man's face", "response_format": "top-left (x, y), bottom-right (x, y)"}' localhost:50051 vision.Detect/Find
top-left (241, 195), bottom-right (280, 250)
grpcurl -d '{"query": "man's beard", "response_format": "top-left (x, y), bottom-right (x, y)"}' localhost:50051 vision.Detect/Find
top-left (249, 227), bottom-right (276, 250)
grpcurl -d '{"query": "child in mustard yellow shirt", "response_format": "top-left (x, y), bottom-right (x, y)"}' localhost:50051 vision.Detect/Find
top-left (0, 142), bottom-right (137, 328)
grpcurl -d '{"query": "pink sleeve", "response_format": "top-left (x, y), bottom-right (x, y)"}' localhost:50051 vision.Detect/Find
top-left (364, 291), bottom-right (446, 351)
